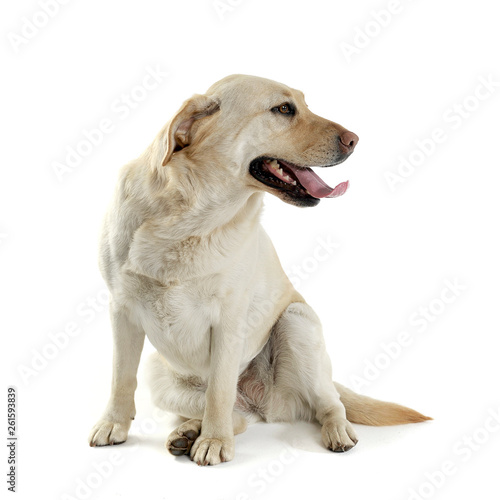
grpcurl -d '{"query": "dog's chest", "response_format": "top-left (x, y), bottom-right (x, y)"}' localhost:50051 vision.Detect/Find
top-left (129, 273), bottom-right (228, 377)
top-left (121, 218), bottom-right (290, 378)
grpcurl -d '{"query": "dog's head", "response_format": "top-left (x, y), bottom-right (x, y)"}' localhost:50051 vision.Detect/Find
top-left (161, 75), bottom-right (358, 207)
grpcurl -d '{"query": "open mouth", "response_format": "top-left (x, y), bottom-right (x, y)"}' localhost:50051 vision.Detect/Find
top-left (249, 157), bottom-right (349, 203)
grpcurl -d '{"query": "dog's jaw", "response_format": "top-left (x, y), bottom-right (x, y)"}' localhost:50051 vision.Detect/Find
top-left (249, 157), bottom-right (350, 207)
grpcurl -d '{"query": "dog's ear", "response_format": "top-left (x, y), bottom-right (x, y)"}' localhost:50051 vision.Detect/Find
top-left (161, 94), bottom-right (220, 166)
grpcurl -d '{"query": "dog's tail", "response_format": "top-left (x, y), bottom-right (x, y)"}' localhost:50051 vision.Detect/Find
top-left (334, 382), bottom-right (432, 426)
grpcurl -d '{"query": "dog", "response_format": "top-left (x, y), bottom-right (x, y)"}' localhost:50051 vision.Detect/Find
top-left (88, 74), bottom-right (430, 465)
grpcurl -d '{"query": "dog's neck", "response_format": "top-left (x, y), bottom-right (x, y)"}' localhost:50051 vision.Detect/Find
top-left (164, 187), bottom-right (264, 240)
top-left (142, 138), bottom-right (265, 240)
top-left (124, 157), bottom-right (265, 282)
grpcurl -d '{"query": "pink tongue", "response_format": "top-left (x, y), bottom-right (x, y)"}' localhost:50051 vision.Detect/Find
top-left (281, 161), bottom-right (349, 199)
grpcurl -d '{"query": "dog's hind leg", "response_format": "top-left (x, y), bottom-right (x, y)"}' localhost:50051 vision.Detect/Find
top-left (267, 302), bottom-right (358, 452)
top-left (146, 352), bottom-right (247, 457)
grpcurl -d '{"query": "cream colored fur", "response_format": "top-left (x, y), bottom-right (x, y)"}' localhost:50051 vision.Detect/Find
top-left (88, 75), bottom-right (430, 465)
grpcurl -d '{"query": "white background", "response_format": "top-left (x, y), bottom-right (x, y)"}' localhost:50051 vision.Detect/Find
top-left (2, 0), bottom-right (500, 499)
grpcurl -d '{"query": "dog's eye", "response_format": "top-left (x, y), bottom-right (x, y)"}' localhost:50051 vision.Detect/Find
top-left (272, 103), bottom-right (295, 115)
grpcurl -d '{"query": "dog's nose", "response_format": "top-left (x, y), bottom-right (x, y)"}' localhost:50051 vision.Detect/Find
top-left (339, 131), bottom-right (359, 154)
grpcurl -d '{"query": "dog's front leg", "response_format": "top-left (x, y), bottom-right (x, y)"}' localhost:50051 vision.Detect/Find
top-left (88, 304), bottom-right (145, 446)
top-left (190, 320), bottom-right (243, 466)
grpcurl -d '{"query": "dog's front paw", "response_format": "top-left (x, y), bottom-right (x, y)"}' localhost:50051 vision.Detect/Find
top-left (321, 418), bottom-right (358, 453)
top-left (88, 419), bottom-right (132, 447)
top-left (190, 435), bottom-right (234, 466)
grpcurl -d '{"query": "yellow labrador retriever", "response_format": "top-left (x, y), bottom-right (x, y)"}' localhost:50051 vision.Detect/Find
top-left (88, 75), bottom-right (430, 465)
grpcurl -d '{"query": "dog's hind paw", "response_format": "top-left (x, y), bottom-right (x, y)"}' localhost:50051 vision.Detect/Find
top-left (321, 417), bottom-right (358, 453)
top-left (166, 419), bottom-right (202, 456)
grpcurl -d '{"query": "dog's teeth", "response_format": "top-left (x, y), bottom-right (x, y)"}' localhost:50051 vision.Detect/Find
top-left (278, 168), bottom-right (283, 175)
top-left (291, 181), bottom-right (297, 185)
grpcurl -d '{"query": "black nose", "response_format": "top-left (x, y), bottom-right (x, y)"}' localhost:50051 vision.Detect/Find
top-left (339, 131), bottom-right (359, 154)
